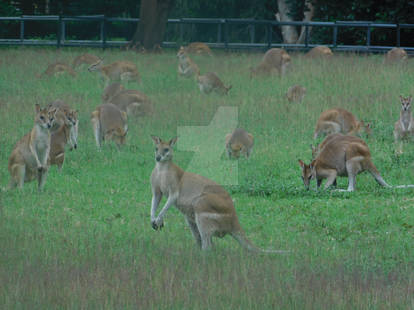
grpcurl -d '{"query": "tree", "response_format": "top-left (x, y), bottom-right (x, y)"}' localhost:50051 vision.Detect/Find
top-left (129, 0), bottom-right (175, 51)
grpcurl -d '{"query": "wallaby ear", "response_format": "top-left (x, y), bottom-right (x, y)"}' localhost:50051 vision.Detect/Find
top-left (35, 104), bottom-right (41, 113)
top-left (169, 136), bottom-right (178, 147)
top-left (408, 96), bottom-right (413, 104)
top-left (400, 95), bottom-right (404, 103)
top-left (121, 111), bottom-right (128, 122)
top-left (151, 135), bottom-right (161, 145)
top-left (298, 159), bottom-right (305, 168)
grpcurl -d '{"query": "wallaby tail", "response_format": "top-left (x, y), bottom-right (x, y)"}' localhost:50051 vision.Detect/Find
top-left (231, 230), bottom-right (288, 254)
top-left (365, 160), bottom-right (390, 188)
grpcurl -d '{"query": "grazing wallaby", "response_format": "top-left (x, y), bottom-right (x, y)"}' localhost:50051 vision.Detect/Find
top-left (393, 95), bottom-right (414, 154)
top-left (102, 82), bottom-right (125, 103)
top-left (314, 108), bottom-right (371, 139)
top-left (286, 85), bottom-right (306, 103)
top-left (49, 100), bottom-right (78, 150)
top-left (38, 62), bottom-right (77, 78)
top-left (177, 46), bottom-right (200, 78)
top-left (197, 72), bottom-right (232, 95)
top-left (49, 107), bottom-right (78, 171)
top-left (72, 53), bottom-right (102, 69)
top-left (91, 104), bottom-right (128, 149)
top-left (8, 104), bottom-right (57, 190)
top-left (384, 47), bottom-right (407, 64)
top-left (150, 136), bottom-right (286, 253)
top-left (225, 128), bottom-right (254, 159)
top-left (108, 89), bottom-right (154, 117)
top-left (299, 134), bottom-right (389, 191)
top-left (250, 48), bottom-right (291, 77)
top-left (184, 42), bottom-right (213, 56)
top-left (88, 60), bottom-right (141, 85)
top-left (306, 46), bottom-right (333, 58)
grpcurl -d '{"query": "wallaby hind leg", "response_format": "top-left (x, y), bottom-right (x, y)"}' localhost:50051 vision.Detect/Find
top-left (55, 153), bottom-right (65, 172)
top-left (9, 164), bottom-right (25, 189)
top-left (195, 213), bottom-right (215, 250)
top-left (186, 217), bottom-right (202, 248)
top-left (345, 156), bottom-right (365, 191)
top-left (91, 114), bottom-right (102, 149)
top-left (322, 169), bottom-right (338, 190)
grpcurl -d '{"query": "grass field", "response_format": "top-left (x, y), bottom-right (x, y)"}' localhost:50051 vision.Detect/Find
top-left (1, 47), bottom-right (414, 309)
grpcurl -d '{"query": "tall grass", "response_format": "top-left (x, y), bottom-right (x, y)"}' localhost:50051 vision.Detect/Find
top-left (1, 47), bottom-right (414, 309)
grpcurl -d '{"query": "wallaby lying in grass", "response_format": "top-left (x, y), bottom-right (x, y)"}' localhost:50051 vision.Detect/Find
top-left (306, 46), bottom-right (333, 58)
top-left (150, 136), bottom-right (287, 253)
top-left (197, 72), bottom-right (232, 95)
top-left (88, 60), bottom-right (141, 85)
top-left (384, 47), bottom-right (407, 64)
top-left (286, 85), bottom-right (306, 103)
top-left (38, 62), bottom-right (77, 78)
top-left (8, 104), bottom-right (57, 190)
top-left (177, 46), bottom-right (200, 78)
top-left (225, 128), bottom-right (254, 158)
top-left (91, 104), bottom-right (128, 149)
top-left (394, 95), bottom-right (414, 154)
top-left (48, 106), bottom-right (78, 171)
top-left (49, 100), bottom-right (78, 150)
top-left (184, 42), bottom-right (213, 56)
top-left (250, 48), bottom-right (291, 77)
top-left (313, 108), bottom-right (371, 139)
top-left (72, 53), bottom-right (102, 69)
top-left (108, 89), bottom-right (154, 116)
top-left (102, 82), bottom-right (125, 103)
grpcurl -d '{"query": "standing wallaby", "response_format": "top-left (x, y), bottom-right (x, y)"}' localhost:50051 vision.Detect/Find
top-left (8, 105), bottom-right (57, 190)
top-left (38, 62), bottom-right (77, 78)
top-left (250, 48), bottom-right (291, 78)
top-left (102, 82), bottom-right (125, 103)
top-left (393, 95), bottom-right (414, 154)
top-left (49, 107), bottom-right (78, 171)
top-left (225, 128), bottom-right (254, 158)
top-left (314, 108), bottom-right (371, 139)
top-left (197, 72), bottom-right (232, 95)
top-left (299, 134), bottom-right (389, 191)
top-left (184, 42), bottom-right (213, 56)
top-left (108, 89), bottom-right (154, 117)
top-left (72, 53), bottom-right (102, 69)
top-left (150, 136), bottom-right (286, 253)
top-left (49, 100), bottom-right (78, 150)
top-left (91, 104), bottom-right (128, 149)
top-left (177, 47), bottom-right (200, 78)
top-left (88, 60), bottom-right (141, 85)
top-left (305, 46), bottom-right (333, 58)
top-left (286, 85), bottom-right (306, 103)
top-left (384, 47), bottom-right (407, 64)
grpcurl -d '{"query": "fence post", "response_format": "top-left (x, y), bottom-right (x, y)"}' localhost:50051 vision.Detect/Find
top-left (224, 19), bottom-right (228, 50)
top-left (267, 22), bottom-right (272, 49)
top-left (305, 24), bottom-right (309, 47)
top-left (333, 25), bottom-right (338, 48)
top-left (179, 19), bottom-right (183, 43)
top-left (250, 23), bottom-right (255, 44)
top-left (217, 22), bottom-right (222, 43)
top-left (20, 18), bottom-right (24, 42)
top-left (366, 25), bottom-right (371, 50)
top-left (101, 16), bottom-right (107, 50)
top-left (57, 15), bottom-right (62, 48)
top-left (396, 24), bottom-right (400, 47)
top-left (61, 20), bottom-right (65, 43)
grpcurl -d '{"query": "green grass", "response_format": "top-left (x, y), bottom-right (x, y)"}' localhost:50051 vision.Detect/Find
top-left (1, 47), bottom-right (414, 309)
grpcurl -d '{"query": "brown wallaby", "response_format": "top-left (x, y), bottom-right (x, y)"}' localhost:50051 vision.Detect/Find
top-left (88, 60), bottom-right (141, 85)
top-left (299, 134), bottom-right (389, 191)
top-left (91, 104), bottom-right (128, 149)
top-left (197, 72), bottom-right (232, 95)
top-left (184, 42), bottom-right (213, 56)
top-left (177, 46), bottom-right (200, 78)
top-left (72, 53), bottom-right (102, 69)
top-left (305, 46), bottom-right (333, 58)
top-left (108, 89), bottom-right (154, 117)
top-left (225, 128), bottom-right (254, 158)
top-left (393, 95), bottom-right (414, 154)
top-left (38, 62), bottom-right (77, 78)
top-left (102, 82), bottom-right (125, 103)
top-left (286, 85), bottom-right (306, 103)
top-left (8, 105), bottom-right (57, 190)
top-left (384, 47), bottom-right (407, 64)
top-left (250, 48), bottom-right (291, 77)
top-left (314, 108), bottom-right (371, 139)
top-left (49, 100), bottom-right (78, 150)
top-left (150, 136), bottom-right (287, 253)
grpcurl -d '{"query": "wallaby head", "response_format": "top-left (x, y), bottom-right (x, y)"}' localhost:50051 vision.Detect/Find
top-left (151, 136), bottom-right (178, 163)
top-left (35, 104), bottom-right (56, 130)
top-left (177, 46), bottom-right (186, 59)
top-left (229, 142), bottom-right (243, 158)
top-left (358, 120), bottom-right (372, 136)
top-left (298, 159), bottom-right (315, 190)
top-left (400, 95), bottom-right (412, 111)
top-left (88, 59), bottom-right (103, 72)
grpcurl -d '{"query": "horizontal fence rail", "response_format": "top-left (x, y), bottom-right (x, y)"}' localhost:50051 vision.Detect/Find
top-left (0, 15), bottom-right (413, 53)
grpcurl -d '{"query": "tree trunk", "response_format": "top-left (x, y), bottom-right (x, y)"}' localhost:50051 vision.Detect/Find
top-left (276, 0), bottom-right (298, 44)
top-left (129, 0), bottom-right (175, 51)
top-left (296, 0), bottom-right (315, 44)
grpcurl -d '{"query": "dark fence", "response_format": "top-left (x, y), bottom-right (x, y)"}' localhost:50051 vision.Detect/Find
top-left (0, 15), bottom-right (413, 53)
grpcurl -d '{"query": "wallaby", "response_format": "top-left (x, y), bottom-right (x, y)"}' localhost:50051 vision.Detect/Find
top-left (177, 46), bottom-right (200, 78)
top-left (108, 89), bottom-right (154, 117)
top-left (250, 48), bottom-right (291, 78)
top-left (102, 82), bottom-right (125, 103)
top-left (286, 85), bottom-right (306, 103)
top-left (38, 62), bottom-right (77, 78)
top-left (314, 108), bottom-right (371, 139)
top-left (299, 134), bottom-right (389, 192)
top-left (225, 128), bottom-right (254, 159)
top-left (48, 107), bottom-right (78, 171)
top-left (72, 53), bottom-right (102, 69)
top-left (91, 104), bottom-right (128, 149)
top-left (305, 46), bottom-right (333, 58)
top-left (184, 42), bottom-right (213, 56)
top-left (197, 72), bottom-right (232, 95)
top-left (393, 95), bottom-right (414, 154)
top-left (88, 60), bottom-right (141, 85)
top-left (49, 100), bottom-right (78, 150)
top-left (384, 47), bottom-right (407, 64)
top-left (8, 104), bottom-right (57, 190)
top-left (150, 136), bottom-right (286, 253)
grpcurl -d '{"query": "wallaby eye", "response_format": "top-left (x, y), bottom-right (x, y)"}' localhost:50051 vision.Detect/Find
top-left (164, 148), bottom-right (169, 152)
top-left (40, 116), bottom-right (45, 121)
top-left (308, 175), bottom-right (312, 180)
